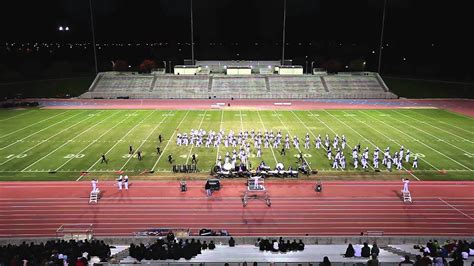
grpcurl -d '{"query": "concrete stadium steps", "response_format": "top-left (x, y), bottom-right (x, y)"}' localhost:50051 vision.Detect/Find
top-left (93, 74), bottom-right (154, 92)
top-left (211, 76), bottom-right (267, 98)
top-left (79, 72), bottom-right (397, 99)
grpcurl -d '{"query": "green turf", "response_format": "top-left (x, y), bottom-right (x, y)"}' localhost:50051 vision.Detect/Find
top-left (0, 108), bottom-right (473, 181)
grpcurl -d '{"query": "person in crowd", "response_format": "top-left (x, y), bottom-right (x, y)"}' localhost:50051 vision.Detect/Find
top-left (361, 242), bottom-right (371, 258)
top-left (208, 241), bottom-right (216, 250)
top-left (291, 239), bottom-right (298, 251)
top-left (319, 256), bottom-right (331, 266)
top-left (229, 237), bottom-right (235, 247)
top-left (400, 255), bottom-right (414, 265)
top-left (432, 255), bottom-right (447, 266)
top-left (367, 254), bottom-right (379, 266)
top-left (272, 240), bottom-right (279, 252)
top-left (419, 252), bottom-right (433, 265)
top-left (298, 240), bottom-right (305, 251)
top-left (255, 238), bottom-right (261, 247)
top-left (345, 244), bottom-right (355, 257)
top-left (449, 254), bottom-right (464, 266)
top-left (354, 244), bottom-right (362, 257)
top-left (371, 243), bottom-right (380, 256)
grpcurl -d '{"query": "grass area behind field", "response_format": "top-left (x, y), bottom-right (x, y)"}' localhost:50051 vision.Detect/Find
top-left (383, 76), bottom-right (474, 98)
top-left (0, 108), bottom-right (473, 181)
top-left (0, 76), bottom-right (94, 98)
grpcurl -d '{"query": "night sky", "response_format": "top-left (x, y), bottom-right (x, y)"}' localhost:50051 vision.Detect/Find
top-left (2, 0), bottom-right (469, 44)
top-left (1, 0), bottom-right (472, 79)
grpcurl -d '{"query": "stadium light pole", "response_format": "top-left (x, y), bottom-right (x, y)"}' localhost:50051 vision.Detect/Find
top-left (281, 0), bottom-right (287, 65)
top-left (190, 0), bottom-right (195, 65)
top-left (377, 0), bottom-right (387, 74)
top-left (88, 0), bottom-right (99, 75)
top-left (305, 56), bottom-right (308, 74)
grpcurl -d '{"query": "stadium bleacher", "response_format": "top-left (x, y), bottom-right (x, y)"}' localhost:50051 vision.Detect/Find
top-left (80, 72), bottom-right (397, 99)
top-left (211, 76), bottom-right (267, 98)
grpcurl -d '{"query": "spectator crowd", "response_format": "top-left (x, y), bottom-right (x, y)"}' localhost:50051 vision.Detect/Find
top-left (0, 239), bottom-right (111, 266)
top-left (255, 238), bottom-right (305, 253)
top-left (411, 239), bottom-right (474, 265)
top-left (129, 233), bottom-right (217, 261)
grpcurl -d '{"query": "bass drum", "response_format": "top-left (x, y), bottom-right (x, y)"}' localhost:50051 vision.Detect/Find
top-left (212, 165), bottom-right (221, 174)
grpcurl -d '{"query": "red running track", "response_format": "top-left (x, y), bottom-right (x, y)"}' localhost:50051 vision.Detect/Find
top-left (1, 181), bottom-right (474, 238)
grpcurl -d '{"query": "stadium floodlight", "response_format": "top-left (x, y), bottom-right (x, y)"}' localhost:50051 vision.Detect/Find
top-left (58, 26), bottom-right (64, 31)
top-left (65, 27), bottom-right (69, 31)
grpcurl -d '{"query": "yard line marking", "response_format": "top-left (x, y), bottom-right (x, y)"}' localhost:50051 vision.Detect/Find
top-left (390, 110), bottom-right (473, 152)
top-left (0, 111), bottom-right (82, 150)
top-left (0, 110), bottom-right (69, 139)
top-left (80, 110), bottom-right (157, 178)
top-left (363, 110), bottom-right (473, 171)
top-left (0, 111), bottom-right (91, 167)
top-left (321, 110), bottom-right (376, 171)
top-left (256, 110), bottom-right (278, 165)
top-left (215, 109), bottom-right (224, 163)
top-left (0, 110), bottom-right (35, 122)
top-left (119, 111), bottom-right (172, 171)
top-left (239, 110), bottom-right (244, 130)
top-left (274, 111), bottom-right (311, 171)
top-left (411, 110), bottom-right (474, 136)
top-left (439, 198), bottom-right (474, 220)
top-left (340, 110), bottom-right (429, 179)
top-left (397, 110), bottom-right (474, 144)
top-left (20, 110), bottom-right (113, 172)
top-left (151, 111), bottom-right (190, 171)
top-left (185, 111), bottom-right (207, 165)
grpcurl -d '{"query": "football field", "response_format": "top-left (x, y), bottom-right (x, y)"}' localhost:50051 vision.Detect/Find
top-left (0, 108), bottom-right (472, 181)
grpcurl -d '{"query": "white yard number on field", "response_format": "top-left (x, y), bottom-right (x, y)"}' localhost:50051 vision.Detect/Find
top-left (5, 154), bottom-right (27, 159)
top-left (415, 153), bottom-right (425, 158)
top-left (464, 153), bottom-right (473, 158)
top-left (64, 154), bottom-right (85, 159)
